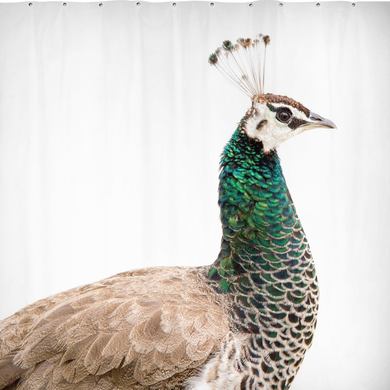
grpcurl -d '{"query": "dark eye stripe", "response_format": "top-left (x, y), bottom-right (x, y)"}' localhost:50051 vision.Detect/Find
top-left (268, 104), bottom-right (308, 130)
top-left (288, 118), bottom-right (308, 130)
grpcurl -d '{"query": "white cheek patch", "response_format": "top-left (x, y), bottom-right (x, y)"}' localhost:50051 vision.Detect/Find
top-left (244, 104), bottom-right (309, 152)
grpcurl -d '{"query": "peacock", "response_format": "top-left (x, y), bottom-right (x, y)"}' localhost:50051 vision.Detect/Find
top-left (0, 34), bottom-right (335, 390)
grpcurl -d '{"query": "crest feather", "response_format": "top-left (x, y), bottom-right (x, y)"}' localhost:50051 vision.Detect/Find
top-left (209, 34), bottom-right (270, 99)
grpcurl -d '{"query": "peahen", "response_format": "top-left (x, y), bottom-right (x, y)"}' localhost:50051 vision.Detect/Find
top-left (0, 34), bottom-right (335, 390)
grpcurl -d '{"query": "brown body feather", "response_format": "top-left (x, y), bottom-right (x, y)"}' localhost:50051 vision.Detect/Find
top-left (0, 267), bottom-right (230, 389)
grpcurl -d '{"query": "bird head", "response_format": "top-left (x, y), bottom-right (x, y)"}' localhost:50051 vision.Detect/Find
top-left (244, 93), bottom-right (337, 152)
top-left (209, 34), bottom-right (336, 152)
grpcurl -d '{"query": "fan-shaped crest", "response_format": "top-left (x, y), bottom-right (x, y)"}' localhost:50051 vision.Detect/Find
top-left (209, 34), bottom-right (270, 99)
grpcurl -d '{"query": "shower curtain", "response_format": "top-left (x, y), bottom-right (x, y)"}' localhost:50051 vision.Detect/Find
top-left (0, 1), bottom-right (389, 388)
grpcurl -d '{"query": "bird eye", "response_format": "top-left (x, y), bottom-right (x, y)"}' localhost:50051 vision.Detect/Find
top-left (276, 108), bottom-right (292, 123)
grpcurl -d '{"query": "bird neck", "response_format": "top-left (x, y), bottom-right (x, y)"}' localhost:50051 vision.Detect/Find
top-left (208, 117), bottom-right (313, 296)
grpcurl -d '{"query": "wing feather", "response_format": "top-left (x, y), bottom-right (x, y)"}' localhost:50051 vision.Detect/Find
top-left (0, 266), bottom-right (229, 389)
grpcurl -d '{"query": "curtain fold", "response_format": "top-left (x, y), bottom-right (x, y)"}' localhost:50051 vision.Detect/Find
top-left (0, 2), bottom-right (389, 388)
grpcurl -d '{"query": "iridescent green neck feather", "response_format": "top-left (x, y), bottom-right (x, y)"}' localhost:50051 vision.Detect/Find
top-left (207, 117), bottom-right (317, 333)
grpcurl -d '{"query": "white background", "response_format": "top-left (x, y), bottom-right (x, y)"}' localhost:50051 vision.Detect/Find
top-left (0, 1), bottom-right (389, 389)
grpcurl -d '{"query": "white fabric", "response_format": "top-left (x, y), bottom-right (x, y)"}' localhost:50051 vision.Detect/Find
top-left (0, 1), bottom-right (389, 388)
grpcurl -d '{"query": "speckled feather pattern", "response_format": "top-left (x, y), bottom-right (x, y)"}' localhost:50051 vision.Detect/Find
top-left (206, 117), bottom-right (319, 389)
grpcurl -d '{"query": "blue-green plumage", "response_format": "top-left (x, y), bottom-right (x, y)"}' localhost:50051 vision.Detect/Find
top-left (204, 114), bottom-right (321, 388)
top-left (209, 117), bottom-right (312, 289)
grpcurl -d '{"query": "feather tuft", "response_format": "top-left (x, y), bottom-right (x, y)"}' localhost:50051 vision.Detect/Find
top-left (209, 33), bottom-right (271, 99)
top-left (208, 53), bottom-right (218, 65)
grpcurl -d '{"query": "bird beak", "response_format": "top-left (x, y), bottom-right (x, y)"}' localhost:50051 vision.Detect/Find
top-left (302, 111), bottom-right (337, 130)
